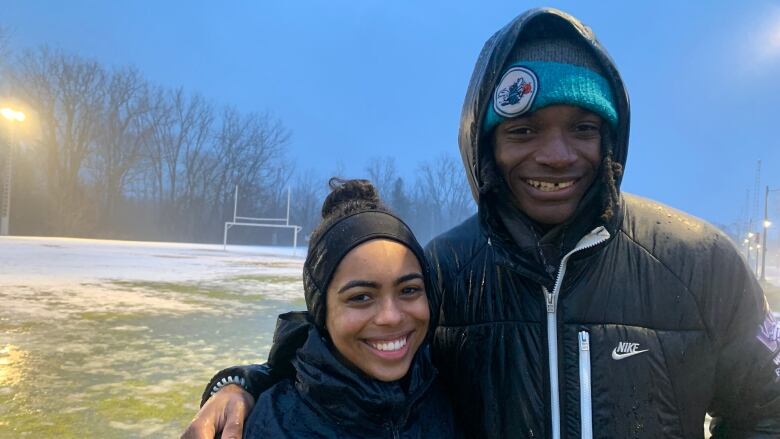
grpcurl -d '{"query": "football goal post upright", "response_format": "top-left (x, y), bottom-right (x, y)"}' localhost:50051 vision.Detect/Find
top-left (223, 186), bottom-right (302, 255)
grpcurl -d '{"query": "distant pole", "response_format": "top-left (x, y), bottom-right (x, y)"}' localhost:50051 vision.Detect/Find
top-left (286, 187), bottom-right (291, 226)
top-left (223, 222), bottom-right (229, 251)
top-left (0, 129), bottom-right (11, 236)
top-left (293, 227), bottom-right (299, 256)
top-left (762, 186), bottom-right (769, 281)
top-left (755, 234), bottom-right (760, 277)
top-left (233, 185), bottom-right (239, 222)
top-left (0, 110), bottom-right (23, 236)
top-left (747, 219), bottom-right (753, 266)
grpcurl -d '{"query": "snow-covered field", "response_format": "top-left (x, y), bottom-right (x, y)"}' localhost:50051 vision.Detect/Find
top-left (0, 236), bottom-right (305, 438)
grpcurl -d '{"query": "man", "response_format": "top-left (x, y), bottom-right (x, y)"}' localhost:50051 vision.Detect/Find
top-left (184, 8), bottom-right (780, 438)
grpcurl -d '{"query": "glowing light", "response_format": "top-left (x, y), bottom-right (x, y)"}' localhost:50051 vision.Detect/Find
top-left (0, 108), bottom-right (25, 122)
top-left (765, 220), bottom-right (773, 228)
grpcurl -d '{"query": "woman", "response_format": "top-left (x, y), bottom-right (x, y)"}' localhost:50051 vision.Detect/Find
top-left (243, 178), bottom-right (456, 438)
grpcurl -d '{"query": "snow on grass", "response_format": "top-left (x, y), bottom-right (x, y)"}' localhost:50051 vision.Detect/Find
top-left (0, 236), bottom-right (305, 438)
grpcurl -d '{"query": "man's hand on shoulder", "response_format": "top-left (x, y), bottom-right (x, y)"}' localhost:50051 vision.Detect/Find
top-left (182, 384), bottom-right (255, 439)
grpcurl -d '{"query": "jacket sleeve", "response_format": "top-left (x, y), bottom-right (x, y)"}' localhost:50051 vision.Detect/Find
top-left (199, 363), bottom-right (276, 407)
top-left (706, 242), bottom-right (780, 438)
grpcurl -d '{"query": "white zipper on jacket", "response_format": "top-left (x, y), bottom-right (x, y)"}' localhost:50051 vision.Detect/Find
top-left (542, 226), bottom-right (610, 439)
top-left (578, 331), bottom-right (593, 439)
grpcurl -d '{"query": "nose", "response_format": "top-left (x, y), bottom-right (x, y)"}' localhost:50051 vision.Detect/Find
top-left (535, 129), bottom-right (577, 168)
top-left (374, 297), bottom-right (403, 326)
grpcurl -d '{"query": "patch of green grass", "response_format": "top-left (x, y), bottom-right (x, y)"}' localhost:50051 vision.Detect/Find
top-left (0, 406), bottom-right (83, 437)
top-left (230, 274), bottom-right (298, 283)
top-left (0, 319), bottom-right (43, 333)
top-left (94, 381), bottom-right (201, 425)
top-left (108, 280), bottom-right (264, 303)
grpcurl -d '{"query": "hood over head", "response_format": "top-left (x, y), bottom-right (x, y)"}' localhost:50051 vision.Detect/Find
top-left (459, 7), bottom-right (630, 209)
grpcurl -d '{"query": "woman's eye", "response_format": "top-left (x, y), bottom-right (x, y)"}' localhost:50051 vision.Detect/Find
top-left (347, 294), bottom-right (372, 304)
top-left (401, 286), bottom-right (423, 296)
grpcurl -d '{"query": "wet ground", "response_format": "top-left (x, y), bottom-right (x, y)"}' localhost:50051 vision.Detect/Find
top-left (0, 237), bottom-right (305, 438)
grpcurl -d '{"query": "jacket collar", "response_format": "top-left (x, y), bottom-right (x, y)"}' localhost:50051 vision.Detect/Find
top-left (480, 189), bottom-right (621, 286)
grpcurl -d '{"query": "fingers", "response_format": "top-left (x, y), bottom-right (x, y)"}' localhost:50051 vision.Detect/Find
top-left (181, 384), bottom-right (255, 439)
top-left (181, 416), bottom-right (215, 439)
top-left (219, 392), bottom-right (249, 439)
top-left (219, 416), bottom-right (244, 439)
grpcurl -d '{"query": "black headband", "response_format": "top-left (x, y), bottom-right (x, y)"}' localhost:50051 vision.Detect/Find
top-left (303, 210), bottom-right (428, 329)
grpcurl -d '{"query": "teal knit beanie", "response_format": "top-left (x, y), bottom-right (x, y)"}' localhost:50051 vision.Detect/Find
top-left (483, 39), bottom-right (618, 134)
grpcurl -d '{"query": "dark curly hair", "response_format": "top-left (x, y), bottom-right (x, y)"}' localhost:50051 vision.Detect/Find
top-left (308, 178), bottom-right (391, 247)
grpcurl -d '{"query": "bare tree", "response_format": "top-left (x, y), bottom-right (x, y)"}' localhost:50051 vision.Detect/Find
top-left (413, 152), bottom-right (474, 242)
top-left (87, 67), bottom-right (152, 231)
top-left (10, 47), bottom-right (107, 234)
top-left (290, 170), bottom-right (328, 239)
top-left (211, 107), bottom-right (291, 220)
top-left (4, 40), bottom-right (294, 242)
top-left (0, 26), bottom-right (11, 66)
top-left (365, 156), bottom-right (398, 199)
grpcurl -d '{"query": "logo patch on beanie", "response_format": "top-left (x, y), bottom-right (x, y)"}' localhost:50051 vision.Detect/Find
top-left (494, 66), bottom-right (538, 118)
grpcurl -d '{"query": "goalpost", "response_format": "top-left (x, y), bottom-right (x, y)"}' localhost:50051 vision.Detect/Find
top-left (223, 186), bottom-right (303, 255)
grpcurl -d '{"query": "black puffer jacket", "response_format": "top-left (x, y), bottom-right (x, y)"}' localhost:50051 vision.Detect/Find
top-left (426, 7), bottom-right (780, 439)
top-left (243, 312), bottom-right (457, 439)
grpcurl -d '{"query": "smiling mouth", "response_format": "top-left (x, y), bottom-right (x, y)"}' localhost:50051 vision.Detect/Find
top-left (366, 335), bottom-right (409, 352)
top-left (523, 178), bottom-right (576, 192)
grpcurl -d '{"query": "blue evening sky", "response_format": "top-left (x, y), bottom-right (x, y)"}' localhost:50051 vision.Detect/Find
top-left (3, 1), bottom-right (780, 232)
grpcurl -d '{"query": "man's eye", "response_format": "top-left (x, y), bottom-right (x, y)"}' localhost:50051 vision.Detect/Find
top-left (575, 122), bottom-right (601, 132)
top-left (505, 126), bottom-right (533, 135)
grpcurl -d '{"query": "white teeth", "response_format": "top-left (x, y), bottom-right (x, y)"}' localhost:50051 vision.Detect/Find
top-left (525, 179), bottom-right (575, 192)
top-left (369, 336), bottom-right (408, 352)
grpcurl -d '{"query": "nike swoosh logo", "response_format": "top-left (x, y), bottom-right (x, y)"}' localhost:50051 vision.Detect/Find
top-left (611, 348), bottom-right (649, 360)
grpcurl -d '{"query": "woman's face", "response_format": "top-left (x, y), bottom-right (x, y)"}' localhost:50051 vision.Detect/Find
top-left (325, 239), bottom-right (429, 382)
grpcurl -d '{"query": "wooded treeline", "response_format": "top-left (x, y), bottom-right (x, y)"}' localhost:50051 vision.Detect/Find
top-left (0, 43), bottom-right (473, 245)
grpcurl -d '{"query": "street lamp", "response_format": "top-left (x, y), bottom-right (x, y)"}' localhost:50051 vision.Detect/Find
top-left (761, 186), bottom-right (780, 281)
top-left (0, 108), bottom-right (25, 122)
top-left (0, 107), bottom-right (25, 236)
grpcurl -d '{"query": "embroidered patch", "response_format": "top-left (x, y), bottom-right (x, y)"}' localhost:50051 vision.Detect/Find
top-left (757, 313), bottom-right (780, 352)
top-left (493, 67), bottom-right (538, 118)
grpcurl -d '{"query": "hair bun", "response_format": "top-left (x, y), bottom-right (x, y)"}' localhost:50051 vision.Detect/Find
top-left (321, 178), bottom-right (382, 218)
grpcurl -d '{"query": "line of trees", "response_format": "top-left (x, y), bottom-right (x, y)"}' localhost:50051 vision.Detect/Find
top-left (294, 154), bottom-right (474, 245)
top-left (0, 40), bottom-right (474, 245)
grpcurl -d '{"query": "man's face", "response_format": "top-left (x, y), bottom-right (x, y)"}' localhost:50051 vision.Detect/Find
top-left (493, 104), bottom-right (602, 226)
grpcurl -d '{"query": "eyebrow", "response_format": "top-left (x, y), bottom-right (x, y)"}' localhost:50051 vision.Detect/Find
top-left (336, 272), bottom-right (424, 294)
top-left (337, 280), bottom-right (380, 294)
top-left (394, 272), bottom-right (424, 286)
